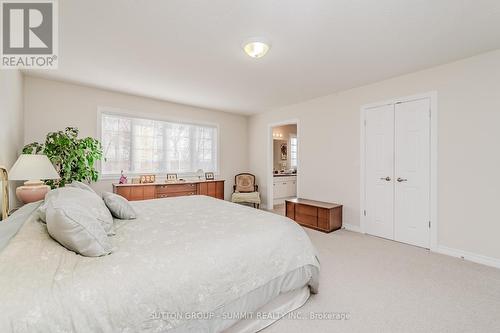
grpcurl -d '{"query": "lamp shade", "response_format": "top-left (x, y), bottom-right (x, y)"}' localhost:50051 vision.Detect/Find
top-left (9, 154), bottom-right (60, 181)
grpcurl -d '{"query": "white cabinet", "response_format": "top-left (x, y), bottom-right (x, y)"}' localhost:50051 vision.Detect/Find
top-left (273, 181), bottom-right (282, 198)
top-left (273, 176), bottom-right (297, 204)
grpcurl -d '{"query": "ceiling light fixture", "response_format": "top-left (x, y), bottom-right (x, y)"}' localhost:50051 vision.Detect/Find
top-left (243, 40), bottom-right (270, 59)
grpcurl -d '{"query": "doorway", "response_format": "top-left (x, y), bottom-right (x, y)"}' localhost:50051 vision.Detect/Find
top-left (267, 120), bottom-right (299, 212)
top-left (360, 93), bottom-right (437, 249)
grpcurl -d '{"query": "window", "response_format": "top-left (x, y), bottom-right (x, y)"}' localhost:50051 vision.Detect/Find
top-left (290, 135), bottom-right (298, 168)
top-left (100, 112), bottom-right (218, 175)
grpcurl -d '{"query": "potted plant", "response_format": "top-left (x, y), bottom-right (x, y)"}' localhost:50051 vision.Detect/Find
top-left (22, 127), bottom-right (103, 188)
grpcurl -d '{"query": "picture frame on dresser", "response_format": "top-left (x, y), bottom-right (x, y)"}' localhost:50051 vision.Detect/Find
top-left (166, 173), bottom-right (178, 182)
top-left (139, 174), bottom-right (156, 184)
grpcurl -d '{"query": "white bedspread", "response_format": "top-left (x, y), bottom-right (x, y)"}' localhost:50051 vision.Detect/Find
top-left (0, 195), bottom-right (319, 332)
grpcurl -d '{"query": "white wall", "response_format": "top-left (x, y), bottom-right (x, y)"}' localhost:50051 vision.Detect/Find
top-left (248, 49), bottom-right (500, 261)
top-left (0, 70), bottom-right (24, 212)
top-left (23, 76), bottom-right (249, 200)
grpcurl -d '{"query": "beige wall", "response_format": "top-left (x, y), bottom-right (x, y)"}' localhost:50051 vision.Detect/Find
top-left (23, 76), bottom-right (249, 200)
top-left (249, 49), bottom-right (500, 260)
top-left (0, 70), bottom-right (24, 212)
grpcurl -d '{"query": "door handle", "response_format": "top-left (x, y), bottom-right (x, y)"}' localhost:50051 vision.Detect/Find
top-left (379, 177), bottom-right (391, 181)
top-left (397, 177), bottom-right (408, 182)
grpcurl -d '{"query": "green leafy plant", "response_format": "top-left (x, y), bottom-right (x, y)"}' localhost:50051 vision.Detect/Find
top-left (22, 127), bottom-right (103, 188)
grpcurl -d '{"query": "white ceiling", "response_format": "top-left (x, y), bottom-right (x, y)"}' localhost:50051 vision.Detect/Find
top-left (27, 0), bottom-right (500, 115)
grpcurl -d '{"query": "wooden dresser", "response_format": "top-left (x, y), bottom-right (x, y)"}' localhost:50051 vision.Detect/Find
top-left (113, 180), bottom-right (225, 201)
top-left (285, 198), bottom-right (342, 233)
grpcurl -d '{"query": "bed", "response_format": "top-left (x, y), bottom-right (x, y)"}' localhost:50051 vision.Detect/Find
top-left (0, 195), bottom-right (320, 332)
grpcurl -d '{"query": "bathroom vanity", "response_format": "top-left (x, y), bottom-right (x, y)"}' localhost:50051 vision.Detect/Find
top-left (273, 174), bottom-right (297, 204)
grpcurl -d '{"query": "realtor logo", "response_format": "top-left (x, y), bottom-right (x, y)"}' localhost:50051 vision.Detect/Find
top-left (1, 0), bottom-right (58, 68)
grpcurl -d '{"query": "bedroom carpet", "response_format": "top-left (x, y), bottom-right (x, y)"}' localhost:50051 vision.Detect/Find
top-left (270, 203), bottom-right (286, 216)
top-left (262, 209), bottom-right (500, 332)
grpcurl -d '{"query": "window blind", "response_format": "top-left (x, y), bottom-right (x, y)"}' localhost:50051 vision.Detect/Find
top-left (101, 113), bottom-right (218, 175)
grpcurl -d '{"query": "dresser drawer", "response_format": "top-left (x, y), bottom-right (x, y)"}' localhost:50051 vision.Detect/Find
top-left (285, 201), bottom-right (295, 219)
top-left (157, 190), bottom-right (196, 198)
top-left (296, 204), bottom-right (318, 217)
top-left (123, 185), bottom-right (156, 201)
top-left (295, 212), bottom-right (317, 227)
top-left (115, 187), bottom-right (130, 199)
top-left (318, 208), bottom-right (330, 230)
top-left (157, 183), bottom-right (197, 194)
top-left (295, 204), bottom-right (318, 227)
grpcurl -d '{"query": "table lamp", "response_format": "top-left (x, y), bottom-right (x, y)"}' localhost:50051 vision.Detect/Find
top-left (9, 154), bottom-right (60, 204)
top-left (0, 166), bottom-right (8, 220)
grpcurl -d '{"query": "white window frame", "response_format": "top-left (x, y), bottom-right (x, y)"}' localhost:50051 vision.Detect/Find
top-left (97, 107), bottom-right (221, 180)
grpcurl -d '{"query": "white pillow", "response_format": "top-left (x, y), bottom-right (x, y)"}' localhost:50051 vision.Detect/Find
top-left (47, 187), bottom-right (114, 235)
top-left (66, 181), bottom-right (96, 194)
top-left (45, 187), bottom-right (112, 257)
top-left (102, 192), bottom-right (137, 220)
top-left (37, 200), bottom-right (48, 222)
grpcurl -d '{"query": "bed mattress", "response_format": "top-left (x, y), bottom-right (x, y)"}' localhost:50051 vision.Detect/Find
top-left (0, 195), bottom-right (319, 332)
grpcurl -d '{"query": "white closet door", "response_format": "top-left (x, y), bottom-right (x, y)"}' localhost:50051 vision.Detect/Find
top-left (394, 99), bottom-right (431, 248)
top-left (365, 104), bottom-right (395, 239)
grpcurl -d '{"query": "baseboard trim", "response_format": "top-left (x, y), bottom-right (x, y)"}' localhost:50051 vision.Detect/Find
top-left (345, 225), bottom-right (500, 270)
top-left (343, 223), bottom-right (362, 233)
top-left (339, 222), bottom-right (498, 270)
top-left (435, 245), bottom-right (500, 269)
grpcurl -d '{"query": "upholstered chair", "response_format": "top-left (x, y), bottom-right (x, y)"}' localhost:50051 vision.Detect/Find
top-left (231, 173), bottom-right (261, 208)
